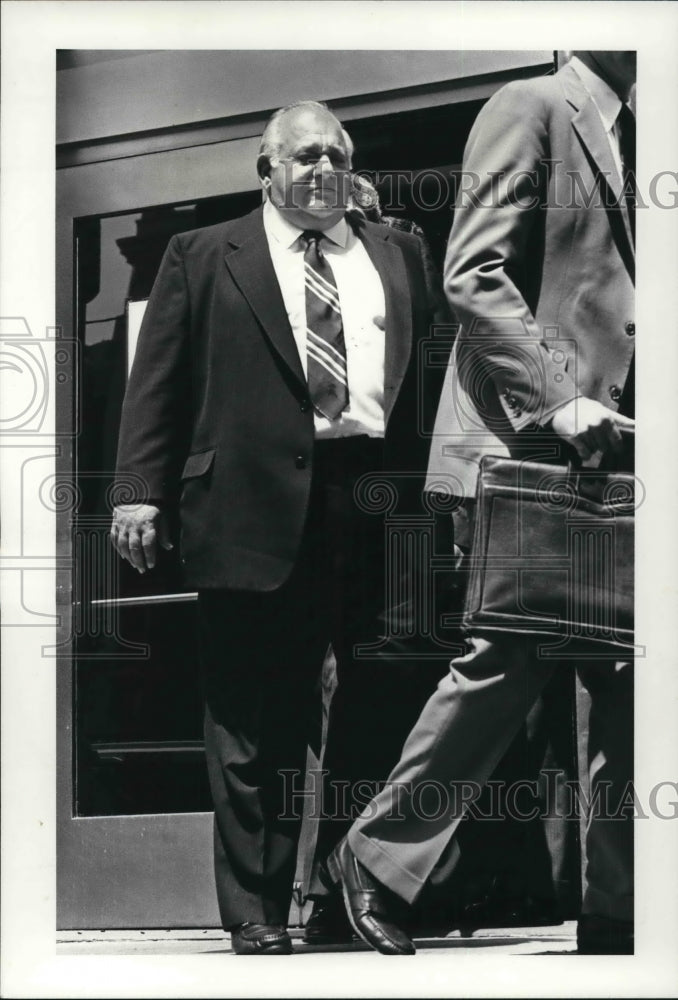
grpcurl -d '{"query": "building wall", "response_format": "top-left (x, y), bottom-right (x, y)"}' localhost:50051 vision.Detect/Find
top-left (57, 49), bottom-right (552, 145)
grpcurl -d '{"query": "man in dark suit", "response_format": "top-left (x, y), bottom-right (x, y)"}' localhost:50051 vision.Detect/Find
top-left (111, 100), bottom-right (447, 954)
top-left (325, 52), bottom-right (636, 956)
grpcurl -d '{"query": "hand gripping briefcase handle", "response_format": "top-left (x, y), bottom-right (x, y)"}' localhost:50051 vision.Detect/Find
top-left (462, 454), bottom-right (636, 657)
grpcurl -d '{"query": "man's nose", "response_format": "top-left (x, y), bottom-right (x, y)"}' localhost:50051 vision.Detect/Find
top-left (314, 154), bottom-right (335, 175)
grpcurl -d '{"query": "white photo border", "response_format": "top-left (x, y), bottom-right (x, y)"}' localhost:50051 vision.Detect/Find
top-left (2, 1), bottom-right (677, 997)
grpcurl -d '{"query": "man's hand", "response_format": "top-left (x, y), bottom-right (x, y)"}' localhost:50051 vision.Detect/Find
top-left (550, 397), bottom-right (635, 461)
top-left (110, 504), bottom-right (173, 573)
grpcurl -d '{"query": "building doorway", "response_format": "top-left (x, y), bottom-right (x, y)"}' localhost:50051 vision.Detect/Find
top-left (58, 85), bottom-right (579, 930)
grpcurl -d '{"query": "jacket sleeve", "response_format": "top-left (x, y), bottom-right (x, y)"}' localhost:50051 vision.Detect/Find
top-left (415, 224), bottom-right (454, 331)
top-left (408, 229), bottom-right (456, 450)
top-left (114, 234), bottom-right (192, 506)
top-left (444, 80), bottom-right (578, 428)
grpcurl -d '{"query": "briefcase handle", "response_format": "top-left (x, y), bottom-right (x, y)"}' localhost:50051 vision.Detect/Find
top-left (568, 423), bottom-right (634, 479)
top-left (564, 442), bottom-right (635, 510)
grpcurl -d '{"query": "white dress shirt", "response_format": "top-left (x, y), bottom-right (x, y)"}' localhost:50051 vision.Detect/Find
top-left (262, 198), bottom-right (386, 439)
top-left (569, 55), bottom-right (625, 180)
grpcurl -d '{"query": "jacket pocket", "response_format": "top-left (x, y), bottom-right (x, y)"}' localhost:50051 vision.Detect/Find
top-left (181, 447), bottom-right (216, 480)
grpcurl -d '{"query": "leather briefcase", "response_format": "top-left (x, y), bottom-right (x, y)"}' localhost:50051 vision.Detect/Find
top-left (463, 456), bottom-right (636, 657)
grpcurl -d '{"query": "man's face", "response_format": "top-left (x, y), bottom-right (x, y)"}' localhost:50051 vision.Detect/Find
top-left (267, 109), bottom-right (351, 231)
top-left (587, 51), bottom-right (637, 98)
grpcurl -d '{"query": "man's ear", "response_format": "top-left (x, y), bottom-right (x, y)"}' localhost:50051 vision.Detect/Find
top-left (257, 154), bottom-right (271, 182)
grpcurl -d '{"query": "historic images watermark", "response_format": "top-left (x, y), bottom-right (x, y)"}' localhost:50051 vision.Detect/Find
top-left (270, 149), bottom-right (677, 213)
top-left (278, 769), bottom-right (678, 823)
top-left (354, 166), bottom-right (677, 213)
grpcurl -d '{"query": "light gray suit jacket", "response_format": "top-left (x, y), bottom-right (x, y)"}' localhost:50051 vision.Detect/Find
top-left (426, 62), bottom-right (635, 501)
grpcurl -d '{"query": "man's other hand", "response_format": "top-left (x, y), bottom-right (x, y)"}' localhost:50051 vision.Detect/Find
top-left (110, 504), bottom-right (173, 573)
top-left (550, 397), bottom-right (635, 461)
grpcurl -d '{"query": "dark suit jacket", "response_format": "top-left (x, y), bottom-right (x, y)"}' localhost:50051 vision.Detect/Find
top-left (116, 205), bottom-right (447, 590)
top-left (427, 62), bottom-right (635, 499)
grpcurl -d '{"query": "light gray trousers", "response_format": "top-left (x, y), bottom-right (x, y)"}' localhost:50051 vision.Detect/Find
top-left (349, 633), bottom-right (633, 922)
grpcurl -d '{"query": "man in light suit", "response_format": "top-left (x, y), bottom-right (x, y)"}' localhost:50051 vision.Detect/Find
top-left (325, 52), bottom-right (636, 955)
top-left (111, 101), bottom-right (447, 954)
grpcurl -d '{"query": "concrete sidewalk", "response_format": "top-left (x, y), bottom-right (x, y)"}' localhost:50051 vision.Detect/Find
top-left (57, 921), bottom-right (577, 957)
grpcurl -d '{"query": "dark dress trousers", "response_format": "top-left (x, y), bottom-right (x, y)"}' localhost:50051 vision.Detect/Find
top-left (115, 205), bottom-right (449, 927)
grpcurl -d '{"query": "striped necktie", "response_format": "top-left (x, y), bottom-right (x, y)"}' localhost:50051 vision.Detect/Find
top-left (302, 230), bottom-right (348, 420)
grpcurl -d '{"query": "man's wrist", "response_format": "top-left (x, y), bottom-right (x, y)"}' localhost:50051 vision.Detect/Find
top-left (542, 395), bottom-right (582, 430)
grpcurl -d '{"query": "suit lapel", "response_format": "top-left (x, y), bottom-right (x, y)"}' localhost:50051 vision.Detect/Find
top-left (224, 209), bottom-right (414, 423)
top-left (560, 64), bottom-right (635, 259)
top-left (223, 208), bottom-right (306, 388)
top-left (355, 220), bottom-right (413, 426)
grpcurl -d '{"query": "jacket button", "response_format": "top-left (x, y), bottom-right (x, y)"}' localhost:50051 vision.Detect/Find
top-left (300, 398), bottom-right (311, 413)
top-left (295, 455), bottom-right (307, 469)
top-left (609, 385), bottom-right (622, 402)
top-left (625, 321), bottom-right (635, 336)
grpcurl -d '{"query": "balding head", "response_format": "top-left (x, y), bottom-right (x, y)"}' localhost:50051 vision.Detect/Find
top-left (257, 101), bottom-right (353, 231)
top-left (259, 101), bottom-right (348, 167)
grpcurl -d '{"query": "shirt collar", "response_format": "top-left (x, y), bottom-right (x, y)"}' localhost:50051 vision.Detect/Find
top-left (569, 55), bottom-right (622, 134)
top-left (263, 198), bottom-right (350, 250)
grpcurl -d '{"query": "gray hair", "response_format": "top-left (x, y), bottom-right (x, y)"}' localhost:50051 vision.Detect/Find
top-left (259, 100), bottom-right (352, 166)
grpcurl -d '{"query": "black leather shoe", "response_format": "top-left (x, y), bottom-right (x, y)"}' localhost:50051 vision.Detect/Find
top-left (577, 914), bottom-right (634, 954)
top-left (229, 922), bottom-right (293, 955)
top-left (326, 839), bottom-right (415, 955)
top-left (303, 895), bottom-right (354, 945)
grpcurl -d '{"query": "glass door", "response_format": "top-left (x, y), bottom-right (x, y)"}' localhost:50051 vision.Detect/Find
top-left (73, 198), bottom-right (262, 823)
